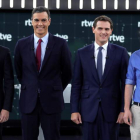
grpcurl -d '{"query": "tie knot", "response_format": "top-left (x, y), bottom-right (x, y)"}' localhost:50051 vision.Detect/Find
top-left (38, 39), bottom-right (42, 44)
top-left (99, 47), bottom-right (103, 51)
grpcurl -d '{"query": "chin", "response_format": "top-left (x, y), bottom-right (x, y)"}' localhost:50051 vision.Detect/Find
top-left (101, 39), bottom-right (107, 41)
top-left (100, 41), bottom-right (107, 44)
top-left (37, 32), bottom-right (44, 35)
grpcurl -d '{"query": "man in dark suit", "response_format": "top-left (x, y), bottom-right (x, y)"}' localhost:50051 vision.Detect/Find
top-left (0, 46), bottom-right (14, 139)
top-left (14, 6), bottom-right (72, 140)
top-left (71, 15), bottom-right (128, 140)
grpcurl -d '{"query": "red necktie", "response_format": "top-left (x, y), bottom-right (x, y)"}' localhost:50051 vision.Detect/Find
top-left (36, 39), bottom-right (42, 71)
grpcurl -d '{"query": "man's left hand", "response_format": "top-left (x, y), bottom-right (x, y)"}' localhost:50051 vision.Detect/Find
top-left (116, 112), bottom-right (124, 124)
top-left (0, 109), bottom-right (9, 123)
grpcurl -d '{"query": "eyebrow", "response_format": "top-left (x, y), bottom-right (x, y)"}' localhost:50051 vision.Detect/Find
top-left (33, 18), bottom-right (47, 20)
top-left (97, 27), bottom-right (110, 29)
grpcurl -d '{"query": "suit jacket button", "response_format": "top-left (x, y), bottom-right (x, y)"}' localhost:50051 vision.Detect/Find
top-left (97, 98), bottom-right (101, 101)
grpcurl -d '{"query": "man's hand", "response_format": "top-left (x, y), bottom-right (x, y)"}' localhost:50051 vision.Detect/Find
top-left (116, 112), bottom-right (124, 124)
top-left (0, 109), bottom-right (9, 123)
top-left (123, 109), bottom-right (132, 125)
top-left (71, 113), bottom-right (82, 124)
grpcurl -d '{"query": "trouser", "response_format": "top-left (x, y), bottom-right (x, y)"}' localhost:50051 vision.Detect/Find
top-left (0, 123), bottom-right (2, 140)
top-left (130, 104), bottom-right (140, 140)
top-left (82, 104), bottom-right (119, 140)
top-left (21, 98), bottom-right (61, 140)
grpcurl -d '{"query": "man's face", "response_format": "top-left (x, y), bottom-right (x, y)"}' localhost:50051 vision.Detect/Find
top-left (32, 12), bottom-right (51, 38)
top-left (92, 21), bottom-right (113, 46)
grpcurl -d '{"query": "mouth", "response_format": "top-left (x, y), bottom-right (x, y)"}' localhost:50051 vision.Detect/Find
top-left (100, 35), bottom-right (107, 39)
top-left (36, 26), bottom-right (45, 30)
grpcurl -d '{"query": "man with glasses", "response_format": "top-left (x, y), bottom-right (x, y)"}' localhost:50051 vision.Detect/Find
top-left (14, 6), bottom-right (72, 140)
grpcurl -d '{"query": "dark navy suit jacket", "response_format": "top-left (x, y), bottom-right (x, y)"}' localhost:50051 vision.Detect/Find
top-left (14, 33), bottom-right (72, 114)
top-left (0, 46), bottom-right (14, 112)
top-left (71, 43), bottom-right (128, 122)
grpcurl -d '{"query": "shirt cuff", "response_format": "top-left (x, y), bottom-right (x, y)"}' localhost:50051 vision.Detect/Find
top-left (125, 79), bottom-right (136, 85)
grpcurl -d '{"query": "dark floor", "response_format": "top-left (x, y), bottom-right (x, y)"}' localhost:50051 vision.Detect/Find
top-left (2, 121), bottom-right (131, 140)
top-left (2, 136), bottom-right (130, 140)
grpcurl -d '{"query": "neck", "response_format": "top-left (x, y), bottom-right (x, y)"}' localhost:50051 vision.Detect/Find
top-left (95, 41), bottom-right (108, 47)
top-left (35, 32), bottom-right (48, 38)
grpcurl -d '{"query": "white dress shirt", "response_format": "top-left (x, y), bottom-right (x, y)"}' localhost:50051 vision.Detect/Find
top-left (94, 41), bottom-right (108, 75)
top-left (34, 33), bottom-right (49, 71)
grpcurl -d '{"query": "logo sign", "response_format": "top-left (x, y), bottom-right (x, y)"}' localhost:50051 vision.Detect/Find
top-left (81, 20), bottom-right (94, 27)
top-left (109, 34), bottom-right (125, 43)
top-left (55, 33), bottom-right (69, 42)
top-left (25, 19), bottom-right (32, 26)
top-left (0, 33), bottom-right (12, 41)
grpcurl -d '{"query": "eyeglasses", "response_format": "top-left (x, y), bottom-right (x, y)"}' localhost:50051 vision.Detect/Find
top-left (33, 18), bottom-right (48, 23)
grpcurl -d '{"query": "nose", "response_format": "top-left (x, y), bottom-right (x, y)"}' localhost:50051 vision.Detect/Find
top-left (102, 29), bottom-right (106, 33)
top-left (38, 21), bottom-right (43, 25)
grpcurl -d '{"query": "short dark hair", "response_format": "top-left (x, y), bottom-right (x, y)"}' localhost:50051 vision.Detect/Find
top-left (93, 15), bottom-right (113, 29)
top-left (31, 6), bottom-right (50, 19)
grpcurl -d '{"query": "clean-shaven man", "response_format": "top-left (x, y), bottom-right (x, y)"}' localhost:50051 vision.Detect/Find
top-left (71, 15), bottom-right (128, 140)
top-left (14, 6), bottom-right (72, 140)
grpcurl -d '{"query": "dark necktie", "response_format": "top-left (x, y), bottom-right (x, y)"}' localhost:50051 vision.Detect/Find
top-left (36, 39), bottom-right (42, 71)
top-left (97, 47), bottom-right (103, 82)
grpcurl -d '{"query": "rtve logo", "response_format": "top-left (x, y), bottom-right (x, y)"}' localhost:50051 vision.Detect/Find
top-left (25, 19), bottom-right (32, 26)
top-left (55, 33), bottom-right (69, 42)
top-left (81, 20), bottom-right (94, 27)
top-left (0, 33), bottom-right (12, 41)
top-left (109, 34), bottom-right (125, 43)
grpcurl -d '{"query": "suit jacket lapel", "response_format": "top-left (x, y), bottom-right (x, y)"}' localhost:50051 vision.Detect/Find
top-left (101, 43), bottom-right (115, 84)
top-left (29, 34), bottom-right (38, 72)
top-left (40, 33), bottom-right (55, 73)
top-left (89, 44), bottom-right (100, 84)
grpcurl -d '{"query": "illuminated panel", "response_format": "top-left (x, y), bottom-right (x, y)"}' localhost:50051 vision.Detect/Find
top-left (10, 0), bottom-right (13, 8)
top-left (79, 0), bottom-right (83, 9)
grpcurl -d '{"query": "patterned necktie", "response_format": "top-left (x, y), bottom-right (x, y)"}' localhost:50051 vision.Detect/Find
top-left (36, 39), bottom-right (42, 71)
top-left (97, 47), bottom-right (103, 82)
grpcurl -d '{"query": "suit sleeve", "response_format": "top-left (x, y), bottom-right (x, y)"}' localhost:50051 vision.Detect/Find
top-left (61, 40), bottom-right (72, 90)
top-left (14, 41), bottom-right (22, 84)
top-left (70, 50), bottom-right (83, 113)
top-left (120, 48), bottom-right (129, 112)
top-left (3, 49), bottom-right (14, 112)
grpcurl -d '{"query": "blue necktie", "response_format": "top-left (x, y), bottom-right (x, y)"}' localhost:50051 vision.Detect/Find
top-left (97, 47), bottom-right (103, 82)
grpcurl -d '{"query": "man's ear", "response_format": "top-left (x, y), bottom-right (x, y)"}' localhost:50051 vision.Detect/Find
top-left (92, 27), bottom-right (95, 33)
top-left (110, 29), bottom-right (113, 35)
top-left (48, 18), bottom-right (51, 26)
top-left (31, 20), bottom-right (33, 26)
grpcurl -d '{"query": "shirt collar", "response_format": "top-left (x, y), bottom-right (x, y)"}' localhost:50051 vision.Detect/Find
top-left (34, 33), bottom-right (49, 44)
top-left (94, 41), bottom-right (108, 51)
